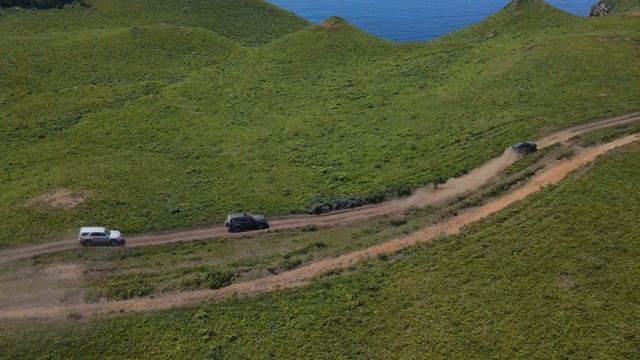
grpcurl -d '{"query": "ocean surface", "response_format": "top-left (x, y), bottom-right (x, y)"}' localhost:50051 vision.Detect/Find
top-left (268, 0), bottom-right (597, 42)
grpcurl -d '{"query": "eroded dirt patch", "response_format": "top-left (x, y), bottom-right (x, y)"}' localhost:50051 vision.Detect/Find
top-left (0, 263), bottom-right (85, 310)
top-left (317, 16), bottom-right (349, 30)
top-left (27, 189), bottom-right (89, 209)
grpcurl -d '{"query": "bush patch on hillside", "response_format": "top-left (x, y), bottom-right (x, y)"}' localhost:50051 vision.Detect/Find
top-left (86, 272), bottom-right (155, 302)
top-left (180, 267), bottom-right (234, 291)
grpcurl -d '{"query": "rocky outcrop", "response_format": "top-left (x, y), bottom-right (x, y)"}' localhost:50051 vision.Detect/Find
top-left (318, 16), bottom-right (349, 30)
top-left (590, 1), bottom-right (614, 16)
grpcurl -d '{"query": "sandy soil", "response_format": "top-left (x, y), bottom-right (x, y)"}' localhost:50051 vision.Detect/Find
top-left (0, 263), bottom-right (85, 311)
top-left (26, 189), bottom-right (89, 209)
top-left (1, 132), bottom-right (637, 320)
top-left (317, 17), bottom-right (348, 30)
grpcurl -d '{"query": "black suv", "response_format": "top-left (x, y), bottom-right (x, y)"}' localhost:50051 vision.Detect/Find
top-left (511, 141), bottom-right (538, 154)
top-left (225, 213), bottom-right (270, 233)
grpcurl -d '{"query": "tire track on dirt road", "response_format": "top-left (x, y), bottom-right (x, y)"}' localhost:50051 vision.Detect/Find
top-left (0, 112), bottom-right (638, 265)
top-left (1, 132), bottom-right (638, 320)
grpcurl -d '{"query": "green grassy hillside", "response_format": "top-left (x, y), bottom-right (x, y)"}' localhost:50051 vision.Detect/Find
top-left (1, 0), bottom-right (640, 247)
top-left (0, 0), bottom-right (309, 45)
top-left (21, 140), bottom-right (569, 302)
top-left (603, 0), bottom-right (640, 14)
top-left (2, 130), bottom-right (640, 359)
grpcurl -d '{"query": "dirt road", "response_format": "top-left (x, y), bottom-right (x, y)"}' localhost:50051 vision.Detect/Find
top-left (0, 112), bottom-right (638, 265)
top-left (1, 132), bottom-right (638, 320)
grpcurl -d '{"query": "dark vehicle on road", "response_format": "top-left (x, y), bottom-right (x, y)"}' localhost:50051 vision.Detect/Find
top-left (79, 227), bottom-right (126, 247)
top-left (225, 213), bottom-right (270, 233)
top-left (511, 141), bottom-right (538, 154)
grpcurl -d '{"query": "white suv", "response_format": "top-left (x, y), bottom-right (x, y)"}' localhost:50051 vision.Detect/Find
top-left (79, 227), bottom-right (126, 247)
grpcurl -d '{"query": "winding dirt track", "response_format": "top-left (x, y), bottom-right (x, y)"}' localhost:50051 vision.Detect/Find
top-left (0, 112), bottom-right (638, 266)
top-left (0, 114), bottom-right (639, 319)
top-left (1, 132), bottom-right (638, 320)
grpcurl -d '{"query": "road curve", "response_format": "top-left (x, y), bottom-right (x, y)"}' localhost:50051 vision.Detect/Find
top-left (2, 133), bottom-right (638, 320)
top-left (0, 112), bottom-right (639, 264)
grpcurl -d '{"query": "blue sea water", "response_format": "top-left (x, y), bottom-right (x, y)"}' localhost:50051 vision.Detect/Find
top-left (268, 0), bottom-right (597, 42)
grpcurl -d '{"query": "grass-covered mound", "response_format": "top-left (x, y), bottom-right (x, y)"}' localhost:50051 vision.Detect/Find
top-left (2, 135), bottom-right (640, 358)
top-left (1, 0), bottom-right (640, 247)
top-left (0, 0), bottom-right (309, 45)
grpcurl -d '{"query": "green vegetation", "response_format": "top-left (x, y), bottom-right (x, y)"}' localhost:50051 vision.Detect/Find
top-left (1, 0), bottom-right (639, 249)
top-left (2, 2), bottom-right (640, 356)
top-left (602, 0), bottom-right (640, 14)
top-left (575, 121), bottom-right (640, 146)
top-left (17, 142), bottom-right (585, 301)
top-left (2, 130), bottom-right (640, 359)
top-left (0, 0), bottom-right (308, 45)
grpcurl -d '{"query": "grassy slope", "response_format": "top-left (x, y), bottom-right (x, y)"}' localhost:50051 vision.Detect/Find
top-left (25, 142), bottom-right (564, 302)
top-left (606, 0), bottom-right (640, 13)
top-left (1, 0), bottom-right (640, 247)
top-left (0, 0), bottom-right (307, 245)
top-left (2, 132), bottom-right (640, 359)
top-left (0, 0), bottom-right (309, 45)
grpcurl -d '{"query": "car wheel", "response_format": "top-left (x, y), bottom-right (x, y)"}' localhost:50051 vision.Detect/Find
top-left (231, 225), bottom-right (241, 233)
top-left (83, 240), bottom-right (94, 247)
top-left (110, 240), bottom-right (118, 247)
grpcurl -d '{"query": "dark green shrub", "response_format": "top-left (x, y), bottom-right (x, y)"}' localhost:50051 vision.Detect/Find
top-left (180, 267), bottom-right (234, 291)
top-left (204, 270), bottom-right (234, 289)
top-left (389, 218), bottom-right (408, 227)
top-left (288, 241), bottom-right (326, 257)
top-left (304, 225), bottom-right (318, 232)
top-left (305, 194), bottom-right (385, 215)
top-left (386, 183), bottom-right (412, 197)
top-left (88, 272), bottom-right (155, 301)
top-left (281, 257), bottom-right (303, 270)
